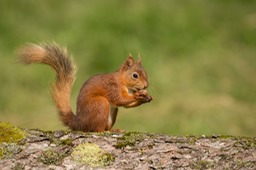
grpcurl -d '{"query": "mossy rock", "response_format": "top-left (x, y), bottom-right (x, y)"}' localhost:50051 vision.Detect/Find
top-left (72, 142), bottom-right (115, 167)
top-left (115, 132), bottom-right (146, 149)
top-left (0, 143), bottom-right (22, 159)
top-left (0, 122), bottom-right (25, 144)
top-left (39, 149), bottom-right (66, 165)
top-left (0, 122), bottom-right (25, 159)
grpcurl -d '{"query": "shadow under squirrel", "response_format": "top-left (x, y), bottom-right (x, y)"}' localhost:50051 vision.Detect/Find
top-left (18, 43), bottom-right (152, 132)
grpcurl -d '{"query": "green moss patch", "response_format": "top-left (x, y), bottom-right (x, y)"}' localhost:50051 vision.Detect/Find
top-left (0, 148), bottom-right (3, 158)
top-left (0, 122), bottom-right (25, 144)
top-left (115, 132), bottom-right (146, 149)
top-left (0, 122), bottom-right (25, 159)
top-left (39, 149), bottom-right (67, 165)
top-left (0, 143), bottom-right (22, 159)
top-left (193, 160), bottom-right (214, 169)
top-left (72, 142), bottom-right (114, 167)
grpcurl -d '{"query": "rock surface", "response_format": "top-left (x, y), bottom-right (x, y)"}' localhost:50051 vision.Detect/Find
top-left (0, 128), bottom-right (255, 169)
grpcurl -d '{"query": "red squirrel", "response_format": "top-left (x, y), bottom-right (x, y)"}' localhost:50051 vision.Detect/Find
top-left (18, 43), bottom-right (152, 132)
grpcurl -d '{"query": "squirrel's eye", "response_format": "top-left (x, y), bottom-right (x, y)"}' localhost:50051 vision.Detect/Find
top-left (132, 72), bottom-right (139, 79)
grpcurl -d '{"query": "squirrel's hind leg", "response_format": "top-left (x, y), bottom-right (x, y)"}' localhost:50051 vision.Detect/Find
top-left (77, 96), bottom-right (110, 132)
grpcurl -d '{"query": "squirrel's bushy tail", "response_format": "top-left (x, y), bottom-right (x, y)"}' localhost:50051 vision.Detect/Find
top-left (18, 43), bottom-right (77, 127)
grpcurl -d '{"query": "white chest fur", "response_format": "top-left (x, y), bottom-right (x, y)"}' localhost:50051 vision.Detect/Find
top-left (107, 106), bottom-right (118, 129)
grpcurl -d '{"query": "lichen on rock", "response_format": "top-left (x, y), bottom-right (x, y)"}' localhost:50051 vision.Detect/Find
top-left (71, 142), bottom-right (115, 167)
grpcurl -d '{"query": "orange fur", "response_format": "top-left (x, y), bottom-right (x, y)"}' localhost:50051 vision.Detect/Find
top-left (18, 43), bottom-right (152, 132)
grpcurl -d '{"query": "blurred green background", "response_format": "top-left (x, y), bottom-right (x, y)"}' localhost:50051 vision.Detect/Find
top-left (0, 1), bottom-right (255, 136)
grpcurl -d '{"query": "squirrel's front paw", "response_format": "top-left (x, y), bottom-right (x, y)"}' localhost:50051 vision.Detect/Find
top-left (135, 90), bottom-right (153, 103)
top-left (145, 95), bottom-right (153, 102)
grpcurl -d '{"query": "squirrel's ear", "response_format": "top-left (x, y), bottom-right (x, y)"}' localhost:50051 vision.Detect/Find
top-left (120, 55), bottom-right (135, 71)
top-left (125, 54), bottom-right (135, 67)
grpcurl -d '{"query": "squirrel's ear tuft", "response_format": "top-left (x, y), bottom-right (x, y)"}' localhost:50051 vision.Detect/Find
top-left (137, 53), bottom-right (141, 64)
